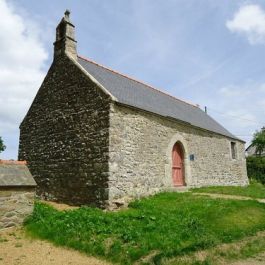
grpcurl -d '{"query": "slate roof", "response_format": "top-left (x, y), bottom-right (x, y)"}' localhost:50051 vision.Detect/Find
top-left (77, 56), bottom-right (239, 140)
top-left (0, 161), bottom-right (36, 187)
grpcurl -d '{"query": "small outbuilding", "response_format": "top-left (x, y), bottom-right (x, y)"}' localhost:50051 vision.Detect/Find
top-left (245, 144), bottom-right (265, 157)
top-left (0, 160), bottom-right (36, 230)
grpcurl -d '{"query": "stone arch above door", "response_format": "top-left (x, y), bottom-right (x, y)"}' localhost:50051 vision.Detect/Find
top-left (164, 134), bottom-right (191, 187)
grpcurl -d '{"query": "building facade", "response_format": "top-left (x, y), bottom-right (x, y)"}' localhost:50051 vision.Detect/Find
top-left (19, 11), bottom-right (248, 208)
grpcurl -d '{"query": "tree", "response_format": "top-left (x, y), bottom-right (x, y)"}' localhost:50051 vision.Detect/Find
top-left (252, 127), bottom-right (265, 156)
top-left (0, 136), bottom-right (6, 153)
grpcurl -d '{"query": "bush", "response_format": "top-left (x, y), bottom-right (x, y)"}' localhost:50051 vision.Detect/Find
top-left (247, 156), bottom-right (265, 184)
top-left (0, 136), bottom-right (6, 153)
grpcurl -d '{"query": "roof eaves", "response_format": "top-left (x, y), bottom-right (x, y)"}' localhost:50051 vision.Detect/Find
top-left (115, 101), bottom-right (245, 143)
top-left (0, 184), bottom-right (37, 188)
top-left (0, 160), bottom-right (27, 165)
top-left (69, 55), bottom-right (118, 102)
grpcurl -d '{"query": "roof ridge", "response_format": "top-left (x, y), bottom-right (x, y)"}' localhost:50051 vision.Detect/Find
top-left (0, 160), bottom-right (27, 165)
top-left (77, 55), bottom-right (199, 108)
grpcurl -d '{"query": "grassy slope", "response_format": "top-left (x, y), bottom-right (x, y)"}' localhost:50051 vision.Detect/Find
top-left (164, 231), bottom-right (265, 265)
top-left (25, 193), bottom-right (265, 264)
top-left (191, 182), bottom-right (265, 199)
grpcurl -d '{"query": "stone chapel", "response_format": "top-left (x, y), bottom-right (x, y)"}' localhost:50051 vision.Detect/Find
top-left (19, 11), bottom-right (248, 208)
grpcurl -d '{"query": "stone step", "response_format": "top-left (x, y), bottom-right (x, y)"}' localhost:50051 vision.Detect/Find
top-left (165, 186), bottom-right (190, 193)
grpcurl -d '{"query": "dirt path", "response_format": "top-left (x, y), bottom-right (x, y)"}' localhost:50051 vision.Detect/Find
top-left (1, 227), bottom-right (264, 265)
top-left (164, 231), bottom-right (265, 265)
top-left (42, 200), bottom-right (80, 211)
top-left (193, 192), bottom-right (265, 203)
top-left (231, 253), bottom-right (265, 265)
top-left (0, 227), bottom-right (111, 265)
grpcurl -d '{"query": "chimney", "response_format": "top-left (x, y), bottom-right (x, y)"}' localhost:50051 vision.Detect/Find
top-left (53, 10), bottom-right (77, 60)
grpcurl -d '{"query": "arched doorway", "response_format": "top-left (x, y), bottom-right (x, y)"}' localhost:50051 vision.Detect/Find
top-left (172, 142), bottom-right (185, 186)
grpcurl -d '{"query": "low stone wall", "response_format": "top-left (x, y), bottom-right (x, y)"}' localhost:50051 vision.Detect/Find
top-left (0, 188), bottom-right (35, 230)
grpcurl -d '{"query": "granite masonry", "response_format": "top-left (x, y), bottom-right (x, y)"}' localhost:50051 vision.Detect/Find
top-left (19, 11), bottom-right (248, 208)
top-left (108, 104), bottom-right (248, 201)
top-left (19, 54), bottom-right (111, 207)
top-left (0, 161), bottom-right (36, 230)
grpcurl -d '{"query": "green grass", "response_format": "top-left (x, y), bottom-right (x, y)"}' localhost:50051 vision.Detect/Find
top-left (24, 192), bottom-right (265, 264)
top-left (0, 236), bottom-right (8, 243)
top-left (192, 182), bottom-right (265, 199)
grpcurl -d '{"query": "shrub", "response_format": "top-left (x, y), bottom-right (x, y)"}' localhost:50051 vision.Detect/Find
top-left (0, 136), bottom-right (6, 154)
top-left (251, 129), bottom-right (265, 156)
top-left (247, 156), bottom-right (265, 184)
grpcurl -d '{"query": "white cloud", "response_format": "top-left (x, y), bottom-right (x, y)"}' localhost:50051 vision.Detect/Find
top-left (205, 82), bottom-right (265, 145)
top-left (225, 110), bottom-right (259, 129)
top-left (219, 85), bottom-right (242, 97)
top-left (218, 84), bottom-right (253, 97)
top-left (259, 83), bottom-right (265, 92)
top-left (0, 0), bottom-right (48, 158)
top-left (226, 4), bottom-right (265, 44)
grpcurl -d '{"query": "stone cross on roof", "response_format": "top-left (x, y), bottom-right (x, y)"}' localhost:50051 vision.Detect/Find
top-left (54, 10), bottom-right (77, 60)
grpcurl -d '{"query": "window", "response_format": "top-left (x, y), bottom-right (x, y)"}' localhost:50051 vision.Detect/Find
top-left (231, 142), bottom-right (236, 159)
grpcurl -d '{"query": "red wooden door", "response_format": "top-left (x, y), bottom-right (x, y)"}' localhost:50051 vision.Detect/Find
top-left (172, 142), bottom-right (185, 186)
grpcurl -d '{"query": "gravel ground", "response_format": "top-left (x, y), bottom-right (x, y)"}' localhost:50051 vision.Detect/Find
top-left (193, 193), bottom-right (265, 203)
top-left (0, 227), bottom-right (110, 265)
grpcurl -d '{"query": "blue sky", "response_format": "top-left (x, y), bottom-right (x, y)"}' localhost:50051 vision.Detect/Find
top-left (1, 0), bottom-right (265, 159)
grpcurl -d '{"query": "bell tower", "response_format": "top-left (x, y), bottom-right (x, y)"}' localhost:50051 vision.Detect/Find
top-left (53, 10), bottom-right (77, 60)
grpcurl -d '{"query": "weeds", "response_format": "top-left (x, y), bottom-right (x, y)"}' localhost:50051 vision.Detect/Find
top-left (25, 192), bottom-right (265, 264)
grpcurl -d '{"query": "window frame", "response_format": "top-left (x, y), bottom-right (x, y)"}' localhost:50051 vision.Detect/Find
top-left (230, 141), bottom-right (237, 160)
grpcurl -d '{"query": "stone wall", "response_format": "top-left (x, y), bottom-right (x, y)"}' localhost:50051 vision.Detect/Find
top-left (0, 188), bottom-right (35, 229)
top-left (19, 54), bottom-right (111, 207)
top-left (108, 103), bottom-right (248, 203)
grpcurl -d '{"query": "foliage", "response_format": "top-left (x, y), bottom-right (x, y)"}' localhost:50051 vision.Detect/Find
top-left (0, 136), bottom-right (6, 154)
top-left (251, 128), bottom-right (265, 156)
top-left (247, 157), bottom-right (265, 184)
top-left (25, 192), bottom-right (265, 264)
top-left (192, 181), bottom-right (265, 198)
